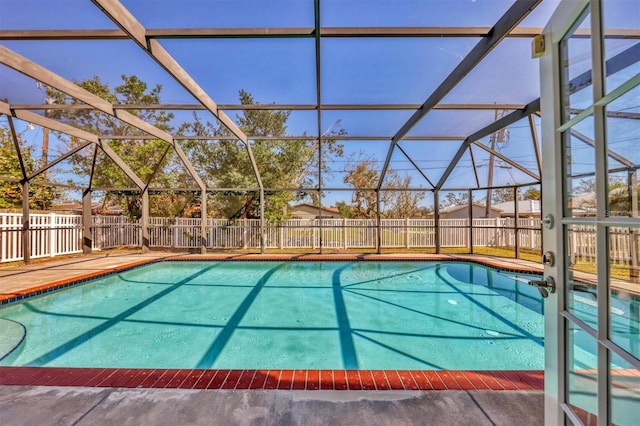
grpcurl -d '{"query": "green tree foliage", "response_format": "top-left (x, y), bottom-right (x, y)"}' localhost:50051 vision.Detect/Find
top-left (0, 126), bottom-right (56, 210)
top-left (335, 201), bottom-right (355, 219)
top-left (46, 75), bottom-right (180, 218)
top-left (522, 187), bottom-right (541, 200)
top-left (180, 90), bottom-right (344, 221)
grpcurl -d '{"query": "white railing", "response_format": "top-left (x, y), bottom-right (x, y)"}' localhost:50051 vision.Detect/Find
top-left (0, 213), bottom-right (555, 263)
top-left (0, 213), bottom-right (83, 262)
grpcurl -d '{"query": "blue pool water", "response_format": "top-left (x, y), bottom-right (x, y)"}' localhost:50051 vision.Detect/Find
top-left (0, 261), bottom-right (546, 370)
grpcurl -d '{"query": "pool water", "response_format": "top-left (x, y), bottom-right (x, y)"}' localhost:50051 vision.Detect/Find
top-left (0, 261), bottom-right (546, 370)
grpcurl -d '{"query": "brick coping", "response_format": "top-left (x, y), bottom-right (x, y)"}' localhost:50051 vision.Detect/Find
top-left (0, 254), bottom-right (542, 306)
top-left (0, 367), bottom-right (544, 391)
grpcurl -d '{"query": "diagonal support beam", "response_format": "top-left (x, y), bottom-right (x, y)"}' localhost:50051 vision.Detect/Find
top-left (377, 0), bottom-right (541, 190)
top-left (5, 116), bottom-right (28, 181)
top-left (91, 0), bottom-right (263, 191)
top-left (468, 145), bottom-right (481, 188)
top-left (570, 129), bottom-right (634, 167)
top-left (28, 141), bottom-right (92, 180)
top-left (0, 100), bottom-right (146, 189)
top-left (435, 99), bottom-right (540, 190)
top-left (95, 140), bottom-right (145, 189)
top-left (471, 140), bottom-right (540, 181)
top-left (2, 103), bottom-right (100, 143)
top-left (0, 44), bottom-right (205, 191)
top-left (435, 38), bottom-right (639, 191)
top-left (395, 143), bottom-right (435, 188)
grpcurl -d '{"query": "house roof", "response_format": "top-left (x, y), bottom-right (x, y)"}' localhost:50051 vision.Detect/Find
top-left (290, 203), bottom-right (340, 214)
top-left (439, 202), bottom-right (502, 214)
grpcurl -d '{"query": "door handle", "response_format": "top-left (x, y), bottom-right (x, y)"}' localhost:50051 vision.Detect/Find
top-left (528, 276), bottom-right (556, 298)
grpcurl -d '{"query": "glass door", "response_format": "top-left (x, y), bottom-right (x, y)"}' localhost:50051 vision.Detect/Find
top-left (541, 0), bottom-right (640, 424)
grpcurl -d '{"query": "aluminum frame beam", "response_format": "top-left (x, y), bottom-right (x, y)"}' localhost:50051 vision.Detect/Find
top-left (10, 103), bottom-right (530, 112)
top-left (0, 44), bottom-right (205, 191)
top-left (570, 128), bottom-right (634, 167)
top-left (471, 140), bottom-right (540, 181)
top-left (27, 141), bottom-right (93, 180)
top-left (313, 0), bottom-right (324, 253)
top-left (435, 38), bottom-right (640, 191)
top-left (4, 115), bottom-right (28, 181)
top-left (377, 0), bottom-right (541, 190)
top-left (91, 0), bottom-right (263, 192)
top-left (435, 99), bottom-right (541, 191)
top-left (3, 27), bottom-right (638, 41)
top-left (395, 143), bottom-right (435, 188)
top-left (528, 115), bottom-right (543, 176)
top-left (468, 145), bottom-right (481, 189)
top-left (569, 41), bottom-right (640, 94)
top-left (0, 100), bottom-right (146, 189)
top-left (99, 135), bottom-right (467, 141)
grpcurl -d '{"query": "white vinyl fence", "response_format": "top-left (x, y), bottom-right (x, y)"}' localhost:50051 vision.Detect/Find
top-left (0, 212), bottom-right (556, 264)
top-left (0, 213), bottom-right (83, 263)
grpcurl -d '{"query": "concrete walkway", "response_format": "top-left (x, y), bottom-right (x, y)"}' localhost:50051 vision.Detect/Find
top-left (0, 386), bottom-right (544, 426)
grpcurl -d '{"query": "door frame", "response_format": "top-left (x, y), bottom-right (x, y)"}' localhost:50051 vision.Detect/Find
top-left (540, 1), bottom-right (591, 424)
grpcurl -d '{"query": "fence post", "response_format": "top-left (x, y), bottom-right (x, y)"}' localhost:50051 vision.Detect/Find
top-left (0, 214), bottom-right (5, 262)
top-left (49, 212), bottom-right (57, 257)
top-left (529, 217), bottom-right (535, 249)
top-left (243, 219), bottom-right (248, 249)
top-left (311, 221), bottom-right (315, 249)
top-left (172, 218), bottom-right (178, 248)
top-left (405, 218), bottom-right (410, 249)
top-left (343, 218), bottom-right (348, 249)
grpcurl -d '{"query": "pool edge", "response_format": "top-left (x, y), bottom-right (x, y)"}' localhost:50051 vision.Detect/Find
top-left (0, 367), bottom-right (545, 391)
top-left (0, 254), bottom-right (543, 306)
top-left (0, 254), bottom-right (548, 390)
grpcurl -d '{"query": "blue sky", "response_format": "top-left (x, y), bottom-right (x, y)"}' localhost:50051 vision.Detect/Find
top-left (5, 0), bottom-right (616, 207)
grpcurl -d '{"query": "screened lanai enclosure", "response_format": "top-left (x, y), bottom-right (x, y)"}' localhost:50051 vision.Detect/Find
top-left (0, 0), bottom-right (635, 266)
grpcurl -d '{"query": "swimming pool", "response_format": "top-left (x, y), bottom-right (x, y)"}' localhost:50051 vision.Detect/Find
top-left (0, 260), bottom-right (545, 370)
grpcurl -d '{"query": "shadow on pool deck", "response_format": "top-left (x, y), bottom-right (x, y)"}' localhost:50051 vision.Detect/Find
top-left (0, 386), bottom-right (544, 426)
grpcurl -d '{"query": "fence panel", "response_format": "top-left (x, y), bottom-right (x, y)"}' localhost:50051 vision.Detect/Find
top-left (440, 219), bottom-right (468, 247)
top-left (0, 213), bottom-right (23, 262)
top-left (52, 214), bottom-right (82, 256)
top-left (8, 213), bottom-right (638, 267)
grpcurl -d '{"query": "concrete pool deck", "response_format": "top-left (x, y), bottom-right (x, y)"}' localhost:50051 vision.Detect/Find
top-left (0, 252), bottom-right (545, 425)
top-left (0, 386), bottom-right (544, 426)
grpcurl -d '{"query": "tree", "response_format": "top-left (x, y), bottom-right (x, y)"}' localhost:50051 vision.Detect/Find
top-left (180, 90), bottom-right (344, 221)
top-left (343, 153), bottom-right (379, 218)
top-left (335, 201), bottom-right (355, 219)
top-left (0, 126), bottom-right (57, 209)
top-left (522, 187), bottom-right (541, 200)
top-left (441, 192), bottom-right (468, 208)
top-left (491, 187), bottom-right (517, 203)
top-left (343, 152), bottom-right (425, 218)
top-left (46, 75), bottom-right (181, 218)
top-left (383, 174), bottom-right (427, 219)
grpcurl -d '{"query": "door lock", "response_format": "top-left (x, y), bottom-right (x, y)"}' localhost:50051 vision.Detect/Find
top-left (542, 251), bottom-right (555, 267)
top-left (528, 276), bottom-right (556, 298)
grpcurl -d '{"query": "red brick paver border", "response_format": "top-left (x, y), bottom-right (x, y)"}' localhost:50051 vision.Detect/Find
top-left (0, 367), bottom-right (544, 390)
